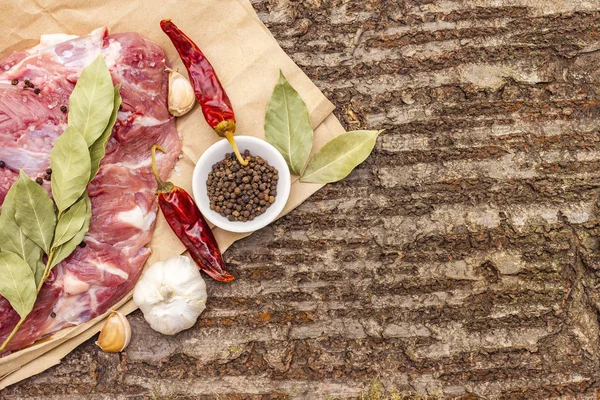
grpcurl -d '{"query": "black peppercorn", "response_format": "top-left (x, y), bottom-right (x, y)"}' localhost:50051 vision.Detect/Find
top-left (0, 161), bottom-right (4, 168)
top-left (35, 177), bottom-right (43, 185)
top-left (206, 151), bottom-right (279, 222)
top-left (50, 312), bottom-right (56, 318)
top-left (11, 79), bottom-right (18, 85)
top-left (34, 88), bottom-right (40, 94)
top-left (44, 174), bottom-right (51, 181)
top-left (60, 105), bottom-right (68, 113)
top-left (79, 241), bottom-right (87, 248)
top-left (46, 168), bottom-right (52, 175)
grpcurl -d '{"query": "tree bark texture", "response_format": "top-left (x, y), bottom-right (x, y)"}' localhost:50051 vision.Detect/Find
top-left (3, 0), bottom-right (600, 399)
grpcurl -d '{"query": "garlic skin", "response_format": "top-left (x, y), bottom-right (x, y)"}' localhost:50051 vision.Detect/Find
top-left (168, 70), bottom-right (195, 117)
top-left (96, 311), bottom-right (131, 352)
top-left (133, 255), bottom-right (207, 335)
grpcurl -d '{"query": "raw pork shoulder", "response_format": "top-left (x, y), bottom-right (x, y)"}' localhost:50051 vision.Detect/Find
top-left (0, 28), bottom-right (181, 354)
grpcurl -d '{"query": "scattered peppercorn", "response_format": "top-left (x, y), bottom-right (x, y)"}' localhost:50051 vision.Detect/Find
top-left (24, 79), bottom-right (33, 88)
top-left (0, 161), bottom-right (4, 168)
top-left (50, 312), bottom-right (56, 318)
top-left (35, 177), bottom-right (43, 185)
top-left (34, 88), bottom-right (40, 94)
top-left (43, 174), bottom-right (51, 181)
top-left (79, 241), bottom-right (87, 248)
top-left (119, 104), bottom-right (123, 111)
top-left (46, 168), bottom-right (52, 175)
top-left (60, 105), bottom-right (68, 113)
top-left (207, 150), bottom-right (279, 222)
top-left (11, 79), bottom-right (18, 85)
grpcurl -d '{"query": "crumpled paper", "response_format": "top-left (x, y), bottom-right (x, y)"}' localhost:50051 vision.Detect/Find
top-left (0, 0), bottom-right (346, 389)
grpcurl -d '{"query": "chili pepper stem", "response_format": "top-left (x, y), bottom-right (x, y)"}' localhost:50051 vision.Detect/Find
top-left (214, 121), bottom-right (247, 166)
top-left (151, 145), bottom-right (174, 193)
top-left (224, 131), bottom-right (248, 166)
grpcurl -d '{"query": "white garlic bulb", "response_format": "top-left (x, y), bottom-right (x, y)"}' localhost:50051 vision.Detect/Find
top-left (133, 255), bottom-right (207, 335)
top-left (168, 70), bottom-right (195, 117)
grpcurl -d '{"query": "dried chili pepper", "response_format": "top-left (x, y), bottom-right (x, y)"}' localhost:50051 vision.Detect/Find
top-left (160, 19), bottom-right (248, 166)
top-left (151, 145), bottom-right (234, 282)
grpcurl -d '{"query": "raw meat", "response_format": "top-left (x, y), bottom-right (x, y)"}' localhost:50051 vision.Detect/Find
top-left (0, 27), bottom-right (181, 354)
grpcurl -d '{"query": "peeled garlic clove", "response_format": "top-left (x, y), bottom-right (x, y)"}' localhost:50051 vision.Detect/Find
top-left (96, 311), bottom-right (131, 352)
top-left (168, 70), bottom-right (195, 117)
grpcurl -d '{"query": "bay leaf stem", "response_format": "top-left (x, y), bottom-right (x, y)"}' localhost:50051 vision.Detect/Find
top-left (37, 252), bottom-right (55, 293)
top-left (1, 252), bottom-right (55, 352)
top-left (0, 316), bottom-right (26, 353)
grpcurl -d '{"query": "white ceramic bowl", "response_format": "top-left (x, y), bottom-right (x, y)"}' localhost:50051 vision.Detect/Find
top-left (192, 136), bottom-right (291, 233)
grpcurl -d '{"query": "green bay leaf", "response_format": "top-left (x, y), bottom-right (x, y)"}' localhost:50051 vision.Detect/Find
top-left (264, 71), bottom-right (314, 175)
top-left (52, 195), bottom-right (88, 248)
top-left (14, 171), bottom-right (57, 254)
top-left (0, 251), bottom-right (37, 318)
top-left (50, 193), bottom-right (91, 269)
top-left (68, 55), bottom-right (115, 147)
top-left (300, 130), bottom-right (382, 184)
top-left (51, 126), bottom-right (92, 213)
top-left (0, 184), bottom-right (44, 286)
top-left (0, 179), bottom-right (18, 217)
top-left (0, 214), bottom-right (44, 286)
top-left (89, 85), bottom-right (121, 181)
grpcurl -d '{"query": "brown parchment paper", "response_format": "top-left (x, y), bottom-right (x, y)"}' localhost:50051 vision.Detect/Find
top-left (0, 0), bottom-right (347, 389)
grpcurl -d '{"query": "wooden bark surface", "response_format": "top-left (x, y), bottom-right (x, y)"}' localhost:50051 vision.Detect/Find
top-left (3, 0), bottom-right (600, 398)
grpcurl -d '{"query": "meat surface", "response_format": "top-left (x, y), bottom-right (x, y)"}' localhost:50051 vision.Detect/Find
top-left (0, 28), bottom-right (181, 354)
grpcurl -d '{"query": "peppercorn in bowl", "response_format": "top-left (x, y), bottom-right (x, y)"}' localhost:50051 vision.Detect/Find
top-left (192, 136), bottom-right (291, 233)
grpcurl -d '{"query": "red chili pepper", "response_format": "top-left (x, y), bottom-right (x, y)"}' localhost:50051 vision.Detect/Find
top-left (160, 19), bottom-right (248, 166)
top-left (151, 145), bottom-right (234, 282)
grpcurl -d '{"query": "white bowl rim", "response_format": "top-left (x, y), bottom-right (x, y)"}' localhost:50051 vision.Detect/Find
top-left (192, 135), bottom-right (291, 233)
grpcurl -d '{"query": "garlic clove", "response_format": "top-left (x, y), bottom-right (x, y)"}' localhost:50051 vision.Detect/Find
top-left (168, 70), bottom-right (195, 117)
top-left (96, 311), bottom-right (131, 352)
